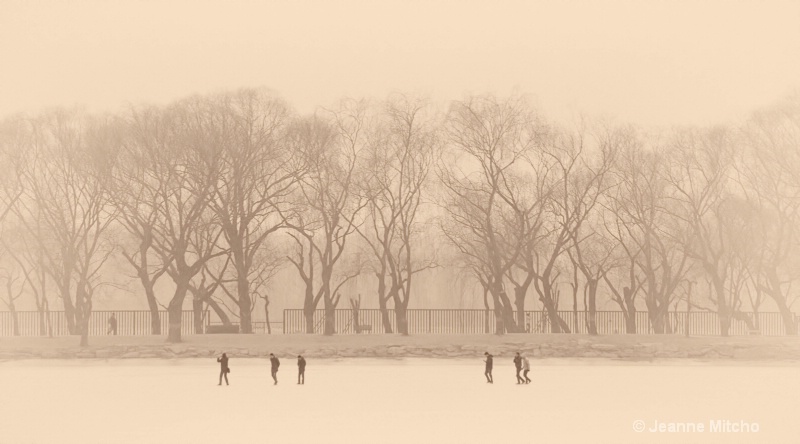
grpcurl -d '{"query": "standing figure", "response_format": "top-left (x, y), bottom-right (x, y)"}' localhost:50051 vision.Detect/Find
top-left (513, 352), bottom-right (524, 384)
top-left (269, 353), bottom-right (280, 385)
top-left (217, 353), bottom-right (230, 386)
top-left (484, 352), bottom-right (493, 383)
top-left (522, 354), bottom-right (531, 384)
top-left (107, 313), bottom-right (117, 335)
top-left (297, 355), bottom-right (306, 384)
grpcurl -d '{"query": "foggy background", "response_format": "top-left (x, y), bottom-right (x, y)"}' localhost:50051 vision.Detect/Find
top-left (2, 0), bottom-right (799, 125)
top-left (1, 0), bottom-right (799, 340)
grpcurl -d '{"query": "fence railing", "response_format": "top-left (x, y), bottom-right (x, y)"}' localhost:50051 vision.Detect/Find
top-left (0, 310), bottom-right (196, 337)
top-left (283, 309), bottom-right (800, 336)
top-left (2, 309), bottom-right (797, 337)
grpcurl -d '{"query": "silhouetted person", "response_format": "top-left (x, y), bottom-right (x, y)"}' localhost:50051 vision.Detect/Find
top-left (297, 355), bottom-right (306, 384)
top-left (217, 353), bottom-right (229, 386)
top-left (107, 313), bottom-right (117, 335)
top-left (522, 354), bottom-right (531, 384)
top-left (513, 352), bottom-right (524, 384)
top-left (270, 353), bottom-right (280, 385)
top-left (484, 352), bottom-right (493, 383)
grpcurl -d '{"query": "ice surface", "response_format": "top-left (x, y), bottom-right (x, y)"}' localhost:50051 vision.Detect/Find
top-left (0, 358), bottom-right (797, 443)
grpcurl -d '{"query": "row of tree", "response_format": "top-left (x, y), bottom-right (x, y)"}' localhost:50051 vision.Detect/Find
top-left (0, 89), bottom-right (798, 343)
top-left (439, 94), bottom-right (800, 336)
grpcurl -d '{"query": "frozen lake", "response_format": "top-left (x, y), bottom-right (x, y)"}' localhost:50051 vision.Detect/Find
top-left (1, 358), bottom-right (797, 443)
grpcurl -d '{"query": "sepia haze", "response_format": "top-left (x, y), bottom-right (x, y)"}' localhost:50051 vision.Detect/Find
top-left (1, 0), bottom-right (799, 344)
top-left (1, 0), bottom-right (799, 126)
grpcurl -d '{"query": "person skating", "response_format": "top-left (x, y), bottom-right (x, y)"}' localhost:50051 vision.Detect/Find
top-left (217, 353), bottom-right (230, 386)
top-left (484, 352), bottom-right (493, 383)
top-left (522, 354), bottom-right (531, 384)
top-left (513, 352), bottom-right (524, 384)
top-left (269, 353), bottom-right (280, 385)
top-left (297, 355), bottom-right (306, 385)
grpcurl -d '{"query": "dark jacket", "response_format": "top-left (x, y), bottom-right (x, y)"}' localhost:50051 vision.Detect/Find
top-left (513, 355), bottom-right (522, 369)
top-left (485, 355), bottom-right (493, 369)
top-left (298, 357), bottom-right (306, 371)
top-left (217, 356), bottom-right (229, 371)
top-left (270, 356), bottom-right (280, 369)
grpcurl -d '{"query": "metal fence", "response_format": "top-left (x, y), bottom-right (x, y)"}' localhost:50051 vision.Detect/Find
top-left (283, 309), bottom-right (799, 336)
top-left (2, 308), bottom-right (797, 336)
top-left (0, 310), bottom-right (196, 337)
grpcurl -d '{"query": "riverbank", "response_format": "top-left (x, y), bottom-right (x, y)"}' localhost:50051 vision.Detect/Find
top-left (2, 333), bottom-right (800, 361)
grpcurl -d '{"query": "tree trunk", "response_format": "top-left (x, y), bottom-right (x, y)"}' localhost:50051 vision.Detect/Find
top-left (712, 277), bottom-right (730, 337)
top-left (79, 318), bottom-right (90, 347)
top-left (304, 308), bottom-right (315, 334)
top-left (514, 286), bottom-right (526, 330)
top-left (377, 273), bottom-right (393, 333)
top-left (237, 274), bottom-right (252, 334)
top-left (44, 298), bottom-right (53, 338)
top-left (166, 283), bottom-right (189, 343)
top-left (765, 271), bottom-right (797, 335)
top-left (264, 298), bottom-right (271, 334)
top-left (323, 297), bottom-right (336, 336)
top-left (624, 311), bottom-right (636, 334)
top-left (206, 297), bottom-right (232, 326)
top-left (540, 294), bottom-right (569, 333)
top-left (649, 311), bottom-right (665, 334)
top-left (396, 303), bottom-right (409, 336)
top-left (143, 281), bottom-right (161, 335)
top-left (645, 296), bottom-right (668, 334)
top-left (586, 279), bottom-right (598, 335)
top-left (572, 290), bottom-right (578, 335)
top-left (38, 305), bottom-right (47, 337)
top-left (379, 292), bottom-right (393, 334)
top-left (493, 305), bottom-right (505, 335)
top-left (774, 300), bottom-right (797, 335)
top-left (718, 310), bottom-right (731, 337)
top-left (482, 287), bottom-right (491, 334)
top-left (623, 287), bottom-right (636, 334)
top-left (61, 283), bottom-right (76, 335)
top-left (192, 297), bottom-right (204, 334)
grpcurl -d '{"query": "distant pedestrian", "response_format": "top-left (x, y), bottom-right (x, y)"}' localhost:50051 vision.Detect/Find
top-left (107, 313), bottom-right (117, 335)
top-left (270, 353), bottom-right (280, 385)
top-left (522, 354), bottom-right (531, 384)
top-left (217, 353), bottom-right (230, 386)
top-left (513, 352), bottom-right (524, 384)
top-left (484, 352), bottom-right (493, 383)
top-left (297, 355), bottom-right (306, 384)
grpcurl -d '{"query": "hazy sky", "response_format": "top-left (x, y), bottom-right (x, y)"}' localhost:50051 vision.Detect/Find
top-left (2, 0), bottom-right (799, 127)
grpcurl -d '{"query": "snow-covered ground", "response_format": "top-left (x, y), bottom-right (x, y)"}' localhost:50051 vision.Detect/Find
top-left (0, 358), bottom-right (797, 443)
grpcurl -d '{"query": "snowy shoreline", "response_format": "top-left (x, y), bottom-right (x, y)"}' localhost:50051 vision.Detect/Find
top-left (2, 334), bottom-right (799, 361)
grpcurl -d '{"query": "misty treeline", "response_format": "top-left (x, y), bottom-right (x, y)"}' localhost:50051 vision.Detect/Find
top-left (0, 89), bottom-right (798, 344)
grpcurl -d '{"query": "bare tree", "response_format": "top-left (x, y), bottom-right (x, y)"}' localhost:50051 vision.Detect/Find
top-left (124, 99), bottom-right (227, 343)
top-left (357, 95), bottom-right (438, 334)
top-left (738, 95), bottom-right (800, 335)
top-left (607, 133), bottom-right (690, 333)
top-left (520, 122), bottom-right (615, 333)
top-left (12, 110), bottom-right (117, 346)
top-left (666, 127), bottom-right (738, 336)
top-left (286, 103), bottom-right (366, 335)
top-left (0, 268), bottom-right (24, 335)
top-left (559, 123), bottom-right (618, 334)
top-left (440, 95), bottom-right (544, 334)
top-left (207, 89), bottom-right (303, 333)
top-left (113, 110), bottom-right (170, 334)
